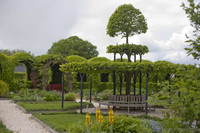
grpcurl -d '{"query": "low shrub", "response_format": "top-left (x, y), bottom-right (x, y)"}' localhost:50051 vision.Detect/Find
top-left (67, 114), bottom-right (153, 133)
top-left (64, 92), bottom-right (76, 101)
top-left (44, 94), bottom-right (54, 101)
top-left (0, 80), bottom-right (9, 97)
top-left (94, 89), bottom-right (112, 101)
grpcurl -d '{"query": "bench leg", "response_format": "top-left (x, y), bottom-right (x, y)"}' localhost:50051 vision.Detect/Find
top-left (128, 106), bottom-right (129, 114)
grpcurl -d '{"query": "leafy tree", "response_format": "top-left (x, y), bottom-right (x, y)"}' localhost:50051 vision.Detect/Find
top-left (48, 36), bottom-right (99, 59)
top-left (182, 0), bottom-right (200, 60)
top-left (106, 4), bottom-right (148, 43)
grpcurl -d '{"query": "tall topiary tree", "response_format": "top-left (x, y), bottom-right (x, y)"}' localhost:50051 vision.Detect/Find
top-left (106, 4), bottom-right (148, 44)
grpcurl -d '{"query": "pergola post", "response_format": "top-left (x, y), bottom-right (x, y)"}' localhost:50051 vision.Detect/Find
top-left (120, 55), bottom-right (123, 95)
top-left (145, 73), bottom-right (149, 114)
top-left (113, 53), bottom-right (116, 95)
top-left (79, 72), bottom-right (85, 114)
top-left (90, 77), bottom-right (92, 103)
top-left (133, 53), bottom-right (136, 95)
top-left (139, 54), bottom-right (142, 95)
top-left (61, 72), bottom-right (64, 108)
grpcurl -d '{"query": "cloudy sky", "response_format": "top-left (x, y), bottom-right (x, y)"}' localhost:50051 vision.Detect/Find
top-left (0, 0), bottom-right (199, 64)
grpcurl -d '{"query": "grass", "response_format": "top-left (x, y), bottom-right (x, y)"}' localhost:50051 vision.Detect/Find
top-left (18, 101), bottom-right (93, 111)
top-left (0, 120), bottom-right (13, 133)
top-left (33, 112), bottom-right (96, 132)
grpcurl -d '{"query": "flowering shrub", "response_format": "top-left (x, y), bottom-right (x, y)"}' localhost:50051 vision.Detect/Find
top-left (67, 107), bottom-right (153, 133)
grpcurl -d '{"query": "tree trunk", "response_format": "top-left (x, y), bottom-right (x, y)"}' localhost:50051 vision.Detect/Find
top-left (126, 36), bottom-right (128, 44)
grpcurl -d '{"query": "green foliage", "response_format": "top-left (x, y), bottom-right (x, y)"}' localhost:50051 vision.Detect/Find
top-left (66, 55), bottom-right (87, 63)
top-left (94, 89), bottom-right (112, 101)
top-left (64, 92), bottom-right (76, 101)
top-left (0, 52), bottom-right (35, 91)
top-left (12, 89), bottom-right (61, 102)
top-left (153, 66), bottom-right (200, 131)
top-left (14, 72), bottom-right (26, 80)
top-left (48, 36), bottom-right (99, 59)
top-left (0, 49), bottom-right (32, 56)
top-left (0, 80), bottom-right (9, 97)
top-left (67, 114), bottom-right (152, 133)
top-left (44, 94), bottom-right (55, 101)
top-left (88, 57), bottom-right (111, 63)
top-left (107, 4), bottom-right (148, 43)
top-left (107, 44), bottom-right (149, 56)
top-left (182, 0), bottom-right (200, 60)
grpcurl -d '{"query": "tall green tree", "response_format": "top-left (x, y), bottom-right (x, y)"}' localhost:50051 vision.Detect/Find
top-left (48, 36), bottom-right (99, 59)
top-left (106, 4), bottom-right (148, 44)
top-left (182, 0), bottom-right (200, 60)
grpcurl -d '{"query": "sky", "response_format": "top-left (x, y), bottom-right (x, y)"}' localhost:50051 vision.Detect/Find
top-left (0, 0), bottom-right (199, 64)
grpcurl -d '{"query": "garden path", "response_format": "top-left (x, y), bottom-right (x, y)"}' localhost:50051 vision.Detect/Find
top-left (76, 98), bottom-right (166, 118)
top-left (0, 100), bottom-right (51, 133)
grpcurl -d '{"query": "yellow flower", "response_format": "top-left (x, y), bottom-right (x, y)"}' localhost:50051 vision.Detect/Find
top-left (98, 113), bottom-right (103, 123)
top-left (96, 106), bottom-right (100, 122)
top-left (85, 112), bottom-right (90, 126)
top-left (109, 107), bottom-right (114, 124)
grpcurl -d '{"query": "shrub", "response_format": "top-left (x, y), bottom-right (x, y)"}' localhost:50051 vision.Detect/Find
top-left (0, 80), bottom-right (9, 97)
top-left (67, 114), bottom-right (152, 133)
top-left (64, 92), bottom-right (76, 101)
top-left (44, 94), bottom-right (54, 101)
top-left (94, 89), bottom-right (112, 101)
top-left (12, 96), bottom-right (22, 101)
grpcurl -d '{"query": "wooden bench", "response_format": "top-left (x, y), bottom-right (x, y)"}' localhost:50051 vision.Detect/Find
top-left (99, 95), bottom-right (146, 113)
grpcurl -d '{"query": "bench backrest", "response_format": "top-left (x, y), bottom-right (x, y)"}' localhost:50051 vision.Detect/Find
top-left (109, 95), bottom-right (146, 104)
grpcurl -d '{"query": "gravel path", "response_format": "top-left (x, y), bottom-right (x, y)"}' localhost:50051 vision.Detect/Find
top-left (0, 100), bottom-right (51, 133)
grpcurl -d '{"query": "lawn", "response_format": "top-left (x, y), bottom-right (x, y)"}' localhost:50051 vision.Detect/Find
top-left (18, 101), bottom-right (93, 111)
top-left (0, 120), bottom-right (13, 133)
top-left (33, 112), bottom-right (96, 132)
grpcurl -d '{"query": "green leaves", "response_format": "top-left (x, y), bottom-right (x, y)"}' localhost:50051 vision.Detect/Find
top-left (106, 4), bottom-right (148, 40)
top-left (48, 36), bottom-right (99, 59)
top-left (106, 43), bottom-right (149, 56)
top-left (182, 0), bottom-right (200, 60)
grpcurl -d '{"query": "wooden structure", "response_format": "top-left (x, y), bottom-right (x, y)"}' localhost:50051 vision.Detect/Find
top-left (99, 95), bottom-right (146, 113)
top-left (46, 84), bottom-right (62, 91)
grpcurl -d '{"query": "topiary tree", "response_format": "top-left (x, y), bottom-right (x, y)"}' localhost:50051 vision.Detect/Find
top-left (106, 4), bottom-right (148, 43)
